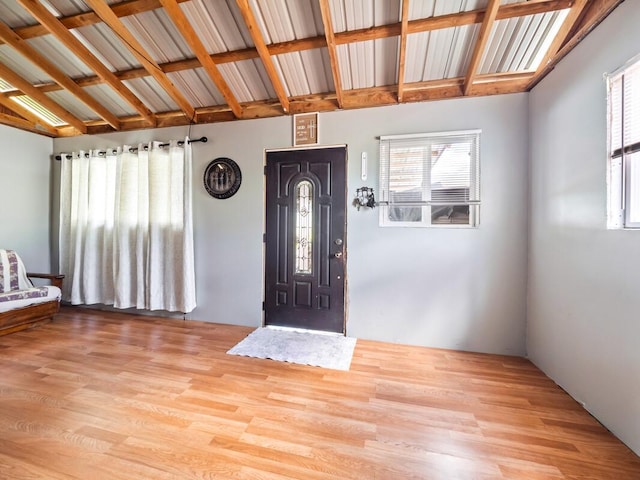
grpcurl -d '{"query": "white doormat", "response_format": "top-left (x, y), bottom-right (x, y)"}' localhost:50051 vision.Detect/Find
top-left (227, 327), bottom-right (357, 371)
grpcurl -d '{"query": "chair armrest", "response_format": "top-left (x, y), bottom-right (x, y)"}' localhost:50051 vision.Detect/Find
top-left (27, 273), bottom-right (65, 289)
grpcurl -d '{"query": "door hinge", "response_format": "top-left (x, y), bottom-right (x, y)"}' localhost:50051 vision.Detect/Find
top-left (262, 301), bottom-right (265, 311)
top-left (264, 165), bottom-right (267, 175)
top-left (263, 233), bottom-right (266, 243)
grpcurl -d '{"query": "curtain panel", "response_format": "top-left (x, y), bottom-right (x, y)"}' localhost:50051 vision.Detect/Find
top-left (59, 139), bottom-right (196, 313)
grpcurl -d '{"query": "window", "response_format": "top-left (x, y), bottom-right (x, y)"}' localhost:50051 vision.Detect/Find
top-left (607, 55), bottom-right (640, 229)
top-left (295, 180), bottom-right (313, 274)
top-left (379, 130), bottom-right (480, 227)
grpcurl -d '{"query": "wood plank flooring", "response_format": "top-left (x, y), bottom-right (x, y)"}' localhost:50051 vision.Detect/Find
top-left (0, 306), bottom-right (638, 479)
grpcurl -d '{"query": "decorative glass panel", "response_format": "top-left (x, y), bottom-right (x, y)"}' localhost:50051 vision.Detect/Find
top-left (295, 180), bottom-right (313, 274)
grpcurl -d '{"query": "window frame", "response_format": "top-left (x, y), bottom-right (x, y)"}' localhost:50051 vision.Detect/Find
top-left (607, 53), bottom-right (640, 229)
top-left (378, 129), bottom-right (481, 228)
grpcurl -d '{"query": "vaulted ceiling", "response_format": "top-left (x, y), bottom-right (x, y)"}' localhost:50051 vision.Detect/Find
top-left (0, 0), bottom-right (624, 138)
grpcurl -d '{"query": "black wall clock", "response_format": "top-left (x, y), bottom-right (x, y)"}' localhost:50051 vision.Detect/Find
top-left (204, 157), bottom-right (242, 199)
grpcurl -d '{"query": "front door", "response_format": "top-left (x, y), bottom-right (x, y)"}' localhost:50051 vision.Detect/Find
top-left (264, 146), bottom-right (347, 333)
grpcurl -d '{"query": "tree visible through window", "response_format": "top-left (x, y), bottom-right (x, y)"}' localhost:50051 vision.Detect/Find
top-left (379, 130), bottom-right (481, 227)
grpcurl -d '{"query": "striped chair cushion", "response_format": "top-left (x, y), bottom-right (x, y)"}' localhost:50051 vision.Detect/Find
top-left (0, 249), bottom-right (34, 293)
top-left (0, 287), bottom-right (49, 304)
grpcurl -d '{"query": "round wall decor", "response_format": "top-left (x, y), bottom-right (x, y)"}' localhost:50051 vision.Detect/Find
top-left (204, 157), bottom-right (242, 199)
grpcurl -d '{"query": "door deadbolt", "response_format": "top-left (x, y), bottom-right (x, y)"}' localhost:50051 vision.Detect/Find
top-left (334, 252), bottom-right (343, 258)
top-left (334, 238), bottom-right (343, 245)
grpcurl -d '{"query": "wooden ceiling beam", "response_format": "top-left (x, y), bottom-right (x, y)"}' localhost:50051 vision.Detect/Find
top-left (235, 0), bottom-right (290, 113)
top-left (16, 0), bottom-right (156, 127)
top-left (6, 50), bottom-right (260, 96)
top-left (562, 0), bottom-right (624, 47)
top-left (527, 0), bottom-right (623, 90)
top-left (0, 19), bottom-right (119, 130)
top-left (526, 0), bottom-right (589, 90)
top-left (318, 0), bottom-right (343, 109)
top-left (10, 0), bottom-right (572, 48)
top-left (159, 0), bottom-right (243, 118)
top-left (0, 62), bottom-right (87, 134)
top-left (9, 0), bottom-right (190, 43)
top-left (335, 0), bottom-right (572, 44)
top-left (0, 93), bottom-right (59, 136)
top-left (5, 0), bottom-right (609, 138)
top-left (343, 88), bottom-right (398, 110)
top-left (463, 0), bottom-right (501, 95)
top-left (403, 75), bottom-right (532, 103)
top-left (5, 0), bottom-right (574, 101)
top-left (496, 0), bottom-right (573, 20)
top-left (61, 100), bottom-right (286, 136)
top-left (397, 0), bottom-right (410, 103)
top-left (83, 0), bottom-right (196, 121)
top-left (269, 37), bottom-right (326, 56)
top-left (0, 111), bottom-right (58, 137)
top-left (75, 71), bottom-right (534, 135)
top-left (289, 97), bottom-right (339, 115)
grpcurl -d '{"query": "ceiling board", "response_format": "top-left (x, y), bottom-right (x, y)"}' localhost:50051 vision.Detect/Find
top-left (0, 0), bottom-right (624, 136)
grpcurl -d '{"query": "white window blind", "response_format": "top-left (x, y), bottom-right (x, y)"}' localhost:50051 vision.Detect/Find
top-left (379, 130), bottom-right (480, 227)
top-left (608, 55), bottom-right (640, 228)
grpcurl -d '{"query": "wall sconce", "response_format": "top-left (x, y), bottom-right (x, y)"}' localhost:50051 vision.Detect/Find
top-left (352, 187), bottom-right (376, 211)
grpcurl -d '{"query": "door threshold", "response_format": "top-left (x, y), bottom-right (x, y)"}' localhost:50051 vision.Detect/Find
top-left (264, 325), bottom-right (345, 337)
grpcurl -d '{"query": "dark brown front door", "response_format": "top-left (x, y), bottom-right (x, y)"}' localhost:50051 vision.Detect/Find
top-left (264, 146), bottom-right (347, 333)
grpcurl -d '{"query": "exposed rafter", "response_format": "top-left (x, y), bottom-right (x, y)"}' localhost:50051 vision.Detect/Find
top-left (8, 0), bottom-right (191, 43)
top-left (8, 0), bottom-right (574, 63)
top-left (7, 0), bottom-right (575, 103)
top-left (527, 0), bottom-right (591, 89)
top-left (83, 0), bottom-right (196, 121)
top-left (0, 0), bottom-right (624, 138)
top-left (16, 0), bottom-right (156, 127)
top-left (0, 19), bottom-right (119, 130)
top-left (235, 0), bottom-right (290, 113)
top-left (318, 0), bottom-right (344, 109)
top-left (57, 71), bottom-right (535, 136)
top-left (396, 0), bottom-right (410, 103)
top-left (0, 110), bottom-right (57, 137)
top-left (339, 0), bottom-right (573, 43)
top-left (0, 93), bottom-right (58, 136)
top-left (9, 0), bottom-right (574, 50)
top-left (464, 0), bottom-right (501, 95)
top-left (0, 62), bottom-right (87, 134)
top-left (529, 0), bottom-right (624, 91)
top-left (159, 0), bottom-right (243, 118)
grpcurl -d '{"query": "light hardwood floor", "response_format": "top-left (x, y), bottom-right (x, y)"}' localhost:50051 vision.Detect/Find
top-left (0, 306), bottom-right (638, 479)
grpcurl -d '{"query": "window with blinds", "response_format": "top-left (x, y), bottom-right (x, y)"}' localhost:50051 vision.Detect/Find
top-left (608, 54), bottom-right (640, 229)
top-left (378, 130), bottom-right (481, 227)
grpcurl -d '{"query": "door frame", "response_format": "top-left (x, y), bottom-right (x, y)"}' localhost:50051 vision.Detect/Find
top-left (262, 144), bottom-right (348, 333)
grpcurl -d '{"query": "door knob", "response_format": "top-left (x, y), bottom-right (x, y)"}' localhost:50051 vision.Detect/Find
top-left (334, 252), bottom-right (342, 258)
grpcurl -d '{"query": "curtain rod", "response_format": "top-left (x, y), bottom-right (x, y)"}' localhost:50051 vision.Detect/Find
top-left (54, 136), bottom-right (208, 161)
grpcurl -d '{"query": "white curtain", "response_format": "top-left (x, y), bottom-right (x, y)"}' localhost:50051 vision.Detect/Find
top-left (59, 139), bottom-right (196, 313)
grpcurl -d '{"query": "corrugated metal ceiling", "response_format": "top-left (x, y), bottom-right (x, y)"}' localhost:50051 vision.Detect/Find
top-left (0, 0), bottom-right (622, 136)
top-left (480, 9), bottom-right (570, 74)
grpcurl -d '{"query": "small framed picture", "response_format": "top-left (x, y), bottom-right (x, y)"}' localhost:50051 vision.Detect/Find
top-left (293, 112), bottom-right (319, 146)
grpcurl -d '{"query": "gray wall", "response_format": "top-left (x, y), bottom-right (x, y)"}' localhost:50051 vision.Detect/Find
top-left (528, 1), bottom-right (640, 455)
top-left (54, 93), bottom-right (529, 356)
top-left (0, 124), bottom-right (54, 271)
